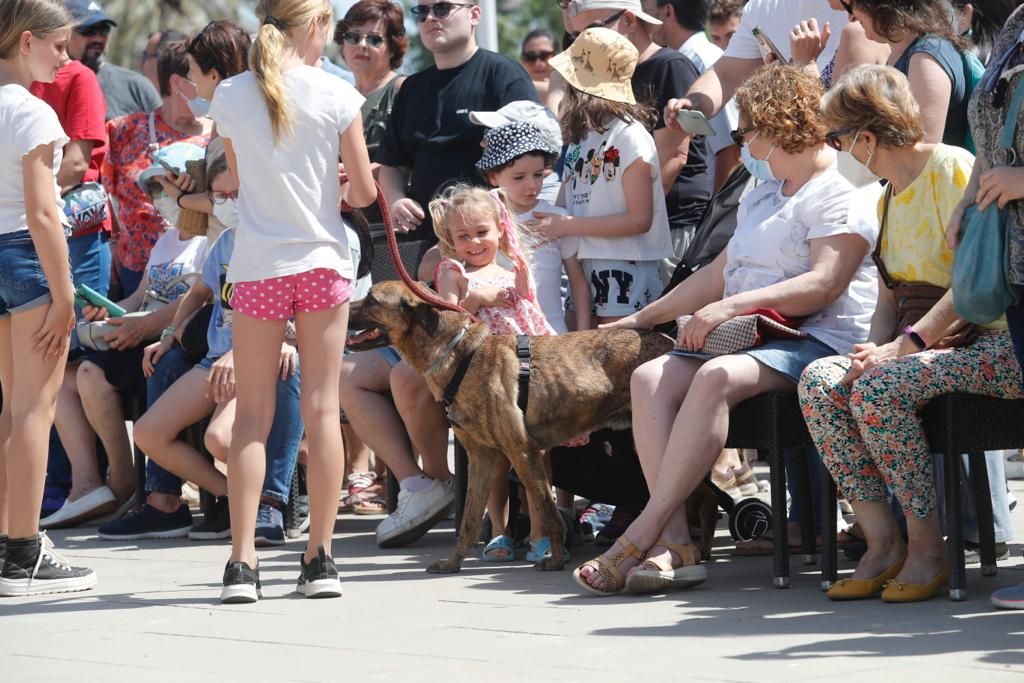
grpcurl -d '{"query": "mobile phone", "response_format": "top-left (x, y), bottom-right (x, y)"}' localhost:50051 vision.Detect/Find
top-left (151, 155), bottom-right (178, 175)
top-left (752, 26), bottom-right (789, 64)
top-left (676, 109), bottom-right (718, 137)
top-left (75, 284), bottom-right (127, 317)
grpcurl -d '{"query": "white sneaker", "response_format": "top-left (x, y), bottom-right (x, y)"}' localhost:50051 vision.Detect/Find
top-left (375, 478), bottom-right (454, 548)
top-left (40, 486), bottom-right (117, 529)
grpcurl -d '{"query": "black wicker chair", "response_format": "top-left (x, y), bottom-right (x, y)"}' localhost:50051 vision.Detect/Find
top-left (819, 393), bottom-right (1024, 601)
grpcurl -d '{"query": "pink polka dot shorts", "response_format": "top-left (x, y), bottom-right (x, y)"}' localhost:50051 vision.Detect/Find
top-left (231, 268), bottom-right (353, 321)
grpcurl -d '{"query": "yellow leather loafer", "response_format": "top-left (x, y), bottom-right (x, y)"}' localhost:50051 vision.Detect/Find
top-left (827, 560), bottom-right (905, 600)
top-left (881, 564), bottom-right (950, 603)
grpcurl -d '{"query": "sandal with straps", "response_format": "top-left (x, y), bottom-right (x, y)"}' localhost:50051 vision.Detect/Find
top-left (625, 538), bottom-right (708, 595)
top-left (572, 535), bottom-right (644, 597)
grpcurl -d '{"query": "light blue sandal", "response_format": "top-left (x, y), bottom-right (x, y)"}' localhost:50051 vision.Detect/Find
top-left (481, 534), bottom-right (515, 562)
top-left (526, 536), bottom-right (567, 563)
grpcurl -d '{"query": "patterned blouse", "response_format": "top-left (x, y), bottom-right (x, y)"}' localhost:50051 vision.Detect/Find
top-left (101, 108), bottom-right (208, 273)
top-left (967, 6), bottom-right (1024, 285)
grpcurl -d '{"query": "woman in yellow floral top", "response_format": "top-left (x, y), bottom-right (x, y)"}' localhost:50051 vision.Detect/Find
top-left (797, 65), bottom-right (1021, 603)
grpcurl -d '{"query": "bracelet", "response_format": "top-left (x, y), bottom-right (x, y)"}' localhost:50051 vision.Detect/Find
top-left (160, 326), bottom-right (177, 343)
top-left (902, 325), bottom-right (926, 351)
top-left (175, 194), bottom-right (185, 209)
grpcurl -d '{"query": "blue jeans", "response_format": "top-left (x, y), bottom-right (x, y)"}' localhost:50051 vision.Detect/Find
top-left (145, 347), bottom-right (303, 503)
top-left (116, 264), bottom-right (144, 299)
top-left (68, 231), bottom-right (111, 296)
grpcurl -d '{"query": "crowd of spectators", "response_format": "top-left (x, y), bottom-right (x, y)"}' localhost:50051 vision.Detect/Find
top-left (2, 0), bottom-right (1024, 611)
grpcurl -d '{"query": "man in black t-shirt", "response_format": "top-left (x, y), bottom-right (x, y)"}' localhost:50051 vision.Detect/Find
top-left (377, 0), bottom-right (539, 242)
top-left (571, 0), bottom-right (710, 265)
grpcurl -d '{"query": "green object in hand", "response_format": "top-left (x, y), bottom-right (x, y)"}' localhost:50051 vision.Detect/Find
top-left (75, 284), bottom-right (127, 317)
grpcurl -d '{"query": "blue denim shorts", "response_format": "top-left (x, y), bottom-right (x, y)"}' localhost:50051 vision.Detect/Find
top-left (668, 335), bottom-right (836, 383)
top-left (0, 231), bottom-right (53, 318)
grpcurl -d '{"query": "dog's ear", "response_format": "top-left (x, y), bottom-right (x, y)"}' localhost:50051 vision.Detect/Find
top-left (401, 298), bottom-right (440, 337)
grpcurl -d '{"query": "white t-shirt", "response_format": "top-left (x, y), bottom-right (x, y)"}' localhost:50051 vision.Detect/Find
top-left (723, 167), bottom-right (881, 355)
top-left (209, 67), bottom-right (364, 283)
top-left (724, 0), bottom-right (845, 73)
top-left (518, 201), bottom-right (577, 334)
top-left (345, 222), bottom-right (372, 302)
top-left (0, 84), bottom-right (68, 236)
top-left (561, 119), bottom-right (673, 262)
top-left (145, 228), bottom-right (209, 300)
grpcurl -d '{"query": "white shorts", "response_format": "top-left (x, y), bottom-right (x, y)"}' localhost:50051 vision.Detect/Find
top-left (581, 258), bottom-right (662, 318)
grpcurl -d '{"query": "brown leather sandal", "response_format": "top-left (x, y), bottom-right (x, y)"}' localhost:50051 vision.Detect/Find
top-left (572, 535), bottom-right (644, 597)
top-left (625, 538), bottom-right (708, 594)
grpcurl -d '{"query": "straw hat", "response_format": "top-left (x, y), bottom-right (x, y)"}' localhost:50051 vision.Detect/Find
top-left (549, 27), bottom-right (639, 105)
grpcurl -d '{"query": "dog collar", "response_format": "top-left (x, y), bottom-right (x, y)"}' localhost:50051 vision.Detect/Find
top-left (424, 326), bottom-right (470, 378)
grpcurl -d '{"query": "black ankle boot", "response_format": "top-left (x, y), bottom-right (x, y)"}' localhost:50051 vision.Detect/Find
top-left (0, 534), bottom-right (95, 597)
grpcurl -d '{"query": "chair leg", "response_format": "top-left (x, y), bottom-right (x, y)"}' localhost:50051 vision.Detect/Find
top-left (454, 440), bottom-right (469, 532)
top-left (769, 446), bottom-right (790, 588)
top-left (793, 447), bottom-right (817, 565)
top-left (945, 452), bottom-right (967, 601)
top-left (969, 451), bottom-right (997, 576)
top-left (820, 465), bottom-right (838, 591)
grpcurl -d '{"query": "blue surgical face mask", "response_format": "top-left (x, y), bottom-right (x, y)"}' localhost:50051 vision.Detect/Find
top-left (741, 134), bottom-right (778, 182)
top-left (186, 96), bottom-right (211, 118)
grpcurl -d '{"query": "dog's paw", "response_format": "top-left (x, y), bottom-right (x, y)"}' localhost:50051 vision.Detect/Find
top-left (426, 559), bottom-right (462, 574)
top-left (533, 554), bottom-right (567, 572)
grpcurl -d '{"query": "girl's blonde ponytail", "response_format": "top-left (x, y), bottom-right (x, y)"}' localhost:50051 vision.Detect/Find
top-left (249, 20), bottom-right (292, 144)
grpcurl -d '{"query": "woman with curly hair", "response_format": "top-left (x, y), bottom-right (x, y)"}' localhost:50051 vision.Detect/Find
top-left (575, 62), bottom-right (882, 596)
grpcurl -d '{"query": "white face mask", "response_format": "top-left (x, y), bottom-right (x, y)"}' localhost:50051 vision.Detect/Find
top-left (153, 192), bottom-right (180, 226)
top-left (836, 132), bottom-right (881, 188)
top-left (212, 198), bottom-right (239, 229)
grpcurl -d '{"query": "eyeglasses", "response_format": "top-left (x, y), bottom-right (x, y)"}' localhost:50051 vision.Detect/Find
top-left (586, 9), bottom-right (625, 30)
top-left (825, 126), bottom-right (857, 150)
top-left (522, 50), bottom-right (554, 63)
top-left (341, 31), bottom-right (386, 48)
top-left (729, 125), bottom-right (756, 146)
top-left (76, 23), bottom-right (112, 38)
top-left (840, 0), bottom-right (854, 14)
top-left (410, 2), bottom-right (474, 22)
top-left (207, 190), bottom-right (238, 204)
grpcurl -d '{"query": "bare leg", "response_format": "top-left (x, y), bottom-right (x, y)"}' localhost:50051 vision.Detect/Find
top-left (227, 315), bottom-right (287, 568)
top-left (1, 305), bottom-right (68, 539)
top-left (295, 303), bottom-right (349, 564)
top-left (134, 368), bottom-right (224, 496)
top-left (485, 460), bottom-right (512, 551)
top-left (390, 361), bottom-right (451, 482)
top-left (845, 499), bottom-right (907, 579)
top-left (204, 398), bottom-right (236, 464)
top-left (77, 361), bottom-right (134, 503)
top-left (52, 364), bottom-right (106, 500)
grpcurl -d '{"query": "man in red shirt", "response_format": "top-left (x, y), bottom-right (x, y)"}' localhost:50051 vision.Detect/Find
top-left (30, 59), bottom-right (112, 298)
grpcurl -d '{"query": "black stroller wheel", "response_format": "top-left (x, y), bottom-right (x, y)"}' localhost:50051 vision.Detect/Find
top-left (729, 498), bottom-right (772, 541)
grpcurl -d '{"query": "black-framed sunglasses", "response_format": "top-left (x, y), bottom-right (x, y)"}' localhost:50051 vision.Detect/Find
top-left (825, 126), bottom-right (858, 151)
top-left (410, 2), bottom-right (474, 22)
top-left (341, 31), bottom-right (386, 48)
top-left (840, 0), bottom-right (854, 14)
top-left (76, 23), bottom-right (112, 38)
top-left (586, 9), bottom-right (626, 30)
top-left (729, 125), bottom-right (756, 146)
top-left (522, 50), bottom-right (555, 63)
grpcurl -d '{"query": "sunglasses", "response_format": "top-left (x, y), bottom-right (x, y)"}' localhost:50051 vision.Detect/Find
top-left (729, 125), bottom-right (756, 146)
top-left (410, 2), bottom-right (474, 22)
top-left (826, 126), bottom-right (858, 150)
top-left (522, 50), bottom-right (554, 63)
top-left (341, 31), bottom-right (386, 48)
top-left (586, 9), bottom-right (625, 30)
top-left (208, 190), bottom-right (238, 205)
top-left (840, 0), bottom-right (854, 13)
top-left (76, 23), bottom-right (112, 38)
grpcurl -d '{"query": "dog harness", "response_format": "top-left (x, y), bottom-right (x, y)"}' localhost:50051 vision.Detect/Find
top-left (441, 334), bottom-right (532, 420)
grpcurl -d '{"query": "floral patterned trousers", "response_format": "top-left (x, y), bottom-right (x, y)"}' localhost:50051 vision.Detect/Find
top-left (797, 332), bottom-right (1022, 519)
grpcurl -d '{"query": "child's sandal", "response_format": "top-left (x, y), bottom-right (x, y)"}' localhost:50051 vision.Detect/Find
top-left (625, 538), bottom-right (707, 594)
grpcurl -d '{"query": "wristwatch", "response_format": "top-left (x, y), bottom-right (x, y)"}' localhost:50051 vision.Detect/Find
top-left (902, 325), bottom-right (926, 351)
top-left (160, 326), bottom-right (177, 343)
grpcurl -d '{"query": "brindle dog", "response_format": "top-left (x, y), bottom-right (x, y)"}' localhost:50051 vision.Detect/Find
top-left (348, 281), bottom-right (718, 573)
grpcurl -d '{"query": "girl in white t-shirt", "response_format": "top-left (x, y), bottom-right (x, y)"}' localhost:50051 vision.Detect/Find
top-left (0, 0), bottom-right (95, 597)
top-left (528, 28), bottom-right (673, 325)
top-left (476, 121), bottom-right (592, 334)
top-left (207, 0), bottom-right (375, 604)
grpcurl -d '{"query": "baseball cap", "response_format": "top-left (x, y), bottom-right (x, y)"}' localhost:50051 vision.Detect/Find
top-left (469, 100), bottom-right (563, 150)
top-left (549, 27), bottom-right (639, 105)
top-left (475, 122), bottom-right (560, 173)
top-left (65, 0), bottom-right (117, 29)
top-left (570, 0), bottom-right (661, 26)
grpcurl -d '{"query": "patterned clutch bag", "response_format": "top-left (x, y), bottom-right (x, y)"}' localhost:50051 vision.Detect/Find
top-left (675, 309), bottom-right (806, 356)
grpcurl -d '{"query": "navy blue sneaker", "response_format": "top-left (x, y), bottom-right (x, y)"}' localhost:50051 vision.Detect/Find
top-left (97, 502), bottom-right (193, 540)
top-left (254, 503), bottom-right (285, 547)
top-left (41, 483), bottom-right (68, 518)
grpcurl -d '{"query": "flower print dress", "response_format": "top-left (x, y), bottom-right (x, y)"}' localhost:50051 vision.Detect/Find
top-left (435, 258), bottom-right (554, 336)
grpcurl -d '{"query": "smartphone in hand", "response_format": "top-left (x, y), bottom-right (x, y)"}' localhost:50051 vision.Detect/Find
top-left (752, 26), bottom-right (789, 64)
top-left (676, 109), bottom-right (718, 137)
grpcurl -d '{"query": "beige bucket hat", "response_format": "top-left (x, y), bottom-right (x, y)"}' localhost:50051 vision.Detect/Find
top-left (549, 27), bottom-right (639, 105)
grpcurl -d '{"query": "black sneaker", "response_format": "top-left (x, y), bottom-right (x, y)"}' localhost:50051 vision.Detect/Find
top-left (286, 494), bottom-right (310, 539)
top-left (0, 533), bottom-right (96, 597)
top-left (221, 560), bottom-right (261, 603)
top-left (296, 545), bottom-right (342, 598)
top-left (189, 497), bottom-right (231, 541)
top-left (965, 541), bottom-right (1010, 565)
top-left (97, 501), bottom-right (193, 540)
top-left (0, 535), bottom-right (7, 566)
